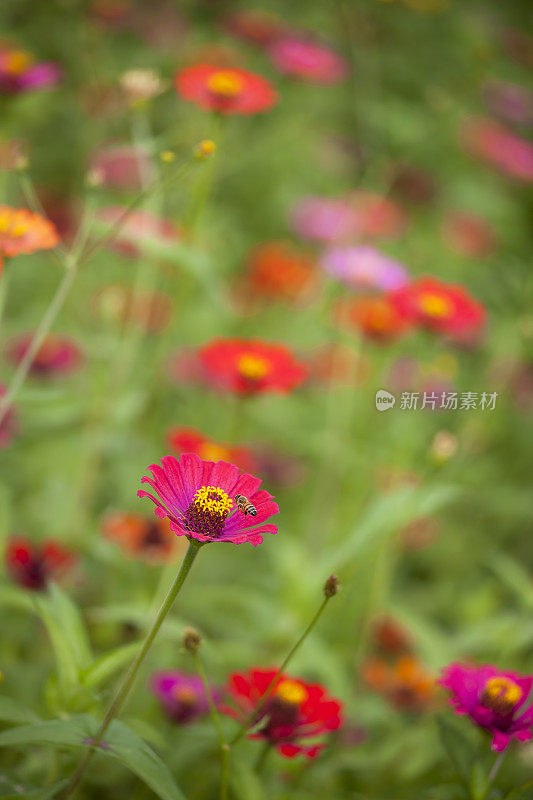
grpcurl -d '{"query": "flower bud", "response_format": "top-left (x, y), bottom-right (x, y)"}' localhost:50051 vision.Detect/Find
top-left (160, 150), bottom-right (176, 163)
top-left (182, 626), bottom-right (201, 655)
top-left (195, 139), bottom-right (216, 160)
top-left (324, 574), bottom-right (339, 598)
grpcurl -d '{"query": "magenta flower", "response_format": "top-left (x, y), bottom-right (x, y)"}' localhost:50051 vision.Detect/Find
top-left (0, 47), bottom-right (60, 94)
top-left (151, 671), bottom-right (218, 724)
top-left (289, 196), bottom-right (359, 243)
top-left (483, 80), bottom-right (533, 127)
top-left (461, 116), bottom-right (533, 182)
top-left (320, 245), bottom-right (409, 292)
top-left (439, 663), bottom-right (533, 752)
top-left (138, 453), bottom-right (279, 546)
top-left (268, 37), bottom-right (348, 85)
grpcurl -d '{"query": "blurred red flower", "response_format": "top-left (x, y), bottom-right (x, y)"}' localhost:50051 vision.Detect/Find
top-left (175, 64), bottom-right (277, 115)
top-left (5, 536), bottom-right (76, 591)
top-left (244, 240), bottom-right (317, 303)
top-left (198, 338), bottom-right (308, 395)
top-left (336, 296), bottom-right (413, 342)
top-left (0, 206), bottom-right (59, 260)
top-left (442, 211), bottom-right (497, 258)
top-left (362, 655), bottom-right (436, 713)
top-left (461, 117), bottom-right (533, 182)
top-left (6, 333), bottom-right (83, 377)
top-left (222, 10), bottom-right (285, 46)
top-left (350, 191), bottom-right (408, 240)
top-left (101, 511), bottom-right (185, 563)
top-left (167, 427), bottom-right (257, 473)
top-left (389, 276), bottom-right (486, 340)
top-left (222, 667), bottom-right (343, 758)
top-left (89, 144), bottom-right (155, 191)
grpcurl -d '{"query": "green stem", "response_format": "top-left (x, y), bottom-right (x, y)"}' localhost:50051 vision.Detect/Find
top-left (220, 744), bottom-right (230, 800)
top-left (230, 596), bottom-right (331, 745)
top-left (254, 741), bottom-right (272, 774)
top-left (487, 749), bottom-right (506, 787)
top-left (59, 540), bottom-right (202, 799)
top-left (192, 652), bottom-right (229, 800)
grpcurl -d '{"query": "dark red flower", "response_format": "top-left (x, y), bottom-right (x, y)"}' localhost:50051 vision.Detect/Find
top-left (175, 64), bottom-right (277, 115)
top-left (101, 511), bottom-right (186, 564)
top-left (6, 333), bottom-right (83, 377)
top-left (442, 211), bottom-right (497, 258)
top-left (198, 338), bottom-right (308, 395)
top-left (245, 240), bottom-right (317, 303)
top-left (222, 667), bottom-right (343, 758)
top-left (362, 655), bottom-right (436, 713)
top-left (5, 536), bottom-right (75, 591)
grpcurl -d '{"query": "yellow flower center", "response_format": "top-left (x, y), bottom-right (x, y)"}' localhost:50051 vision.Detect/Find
top-left (237, 353), bottom-right (270, 380)
top-left (4, 50), bottom-right (33, 75)
top-left (199, 442), bottom-right (230, 463)
top-left (482, 676), bottom-right (523, 714)
top-left (418, 292), bottom-right (453, 318)
top-left (275, 680), bottom-right (308, 706)
top-left (0, 210), bottom-right (29, 238)
top-left (172, 686), bottom-right (197, 705)
top-left (207, 71), bottom-right (244, 98)
top-left (193, 485), bottom-right (233, 516)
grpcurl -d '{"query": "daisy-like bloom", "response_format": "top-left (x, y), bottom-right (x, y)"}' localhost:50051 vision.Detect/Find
top-left (442, 211), bottom-right (497, 258)
top-left (245, 240), bottom-right (317, 303)
top-left (483, 80), bottom-right (533, 127)
top-left (89, 144), bottom-right (155, 191)
top-left (0, 383), bottom-right (17, 448)
top-left (461, 117), bottom-right (533, 182)
top-left (6, 333), bottom-right (83, 378)
top-left (138, 453), bottom-right (279, 546)
top-left (198, 338), bottom-right (308, 396)
top-left (440, 663), bottom-right (533, 752)
top-left (101, 511), bottom-right (185, 564)
top-left (94, 284), bottom-right (173, 333)
top-left (289, 196), bottom-right (359, 243)
top-left (96, 206), bottom-right (180, 258)
top-left (5, 536), bottom-right (75, 591)
top-left (321, 245), bottom-right (409, 292)
top-left (389, 276), bottom-right (486, 340)
top-left (0, 45), bottom-right (60, 94)
top-left (349, 191), bottom-right (408, 240)
top-left (362, 655), bottom-right (436, 713)
top-left (0, 206), bottom-right (59, 259)
top-left (221, 667), bottom-right (343, 758)
top-left (336, 296), bottom-right (413, 342)
top-left (167, 427), bottom-right (256, 474)
top-left (174, 64), bottom-right (277, 115)
top-left (151, 671), bottom-right (218, 724)
top-left (268, 37), bottom-right (348, 84)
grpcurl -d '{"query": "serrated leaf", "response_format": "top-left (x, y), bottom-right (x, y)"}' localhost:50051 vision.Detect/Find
top-left (82, 642), bottom-right (141, 689)
top-left (0, 695), bottom-right (41, 725)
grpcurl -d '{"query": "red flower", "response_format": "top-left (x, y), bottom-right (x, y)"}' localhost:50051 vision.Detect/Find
top-left (0, 206), bottom-right (59, 259)
top-left (336, 296), bottom-right (412, 342)
top-left (389, 277), bottom-right (486, 340)
top-left (442, 211), bottom-right (497, 259)
top-left (5, 536), bottom-right (75, 591)
top-left (199, 338), bottom-right (308, 396)
top-left (101, 511), bottom-right (186, 564)
top-left (461, 117), bottom-right (533, 182)
top-left (245, 240), bottom-right (317, 303)
top-left (174, 64), bottom-right (277, 115)
top-left (222, 667), bottom-right (343, 758)
top-left (349, 191), bottom-right (408, 240)
top-left (362, 655), bottom-right (436, 713)
top-left (6, 333), bottom-right (83, 377)
top-left (167, 427), bottom-right (256, 474)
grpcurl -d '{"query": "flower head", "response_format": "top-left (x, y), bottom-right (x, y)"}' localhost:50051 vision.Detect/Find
top-left (223, 10), bottom-right (284, 46)
top-left (101, 511), bottom-right (185, 563)
top-left (442, 211), bottom-right (497, 258)
top-left (138, 453), bottom-right (279, 546)
top-left (89, 144), bottom-right (156, 191)
top-left (151, 671), bottom-right (218, 724)
top-left (336, 296), bottom-right (412, 342)
top-left (439, 663), bottom-right (533, 751)
top-left (5, 536), bottom-right (75, 591)
top-left (96, 206), bottom-right (180, 258)
top-left (0, 206), bottom-right (59, 259)
top-left (0, 45), bottom-right (60, 94)
top-left (321, 245), bottom-right (409, 292)
top-left (174, 64), bottom-right (277, 115)
top-left (349, 191), bottom-right (408, 240)
top-left (6, 333), bottom-right (83, 377)
top-left (167, 427), bottom-right (256, 474)
top-left (245, 240), bottom-right (317, 303)
top-left (268, 37), bottom-right (348, 84)
top-left (289, 196), bottom-right (359, 243)
top-left (363, 655), bottom-right (435, 713)
top-left (222, 667), bottom-right (343, 758)
top-left (198, 338), bottom-right (308, 396)
top-left (483, 80), bottom-right (533, 126)
top-left (389, 277), bottom-right (486, 340)
top-left (461, 116), bottom-right (533, 182)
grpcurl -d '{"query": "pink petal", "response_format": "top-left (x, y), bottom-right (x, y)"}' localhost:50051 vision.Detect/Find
top-left (208, 461), bottom-right (240, 494)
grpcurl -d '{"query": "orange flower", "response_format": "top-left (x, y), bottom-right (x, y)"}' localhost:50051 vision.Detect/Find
top-left (101, 511), bottom-right (185, 564)
top-left (362, 655), bottom-right (436, 712)
top-left (0, 206), bottom-right (59, 258)
top-left (246, 240), bottom-right (317, 302)
top-left (167, 427), bottom-right (256, 473)
top-left (337, 296), bottom-right (412, 342)
top-left (175, 64), bottom-right (277, 115)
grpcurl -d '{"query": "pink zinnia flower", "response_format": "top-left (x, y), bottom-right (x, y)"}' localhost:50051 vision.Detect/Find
top-left (6, 333), bottom-right (83, 377)
top-left (138, 453), bottom-right (279, 546)
top-left (461, 116), bottom-right (533, 182)
top-left (0, 46), bottom-right (60, 94)
top-left (320, 245), bottom-right (409, 291)
top-left (151, 672), bottom-right (219, 724)
top-left (268, 37), bottom-right (348, 85)
top-left (289, 196), bottom-right (359, 243)
top-left (439, 663), bottom-right (533, 752)
top-left (89, 144), bottom-right (156, 191)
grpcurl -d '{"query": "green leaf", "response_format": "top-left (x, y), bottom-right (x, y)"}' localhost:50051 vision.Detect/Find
top-left (436, 716), bottom-right (475, 784)
top-left (82, 642), bottom-right (141, 689)
top-left (0, 695), bottom-right (41, 725)
top-left (230, 758), bottom-right (266, 800)
top-left (32, 595), bottom-right (80, 691)
top-left (0, 715), bottom-right (187, 800)
top-left (469, 761), bottom-right (489, 800)
top-left (47, 583), bottom-right (92, 668)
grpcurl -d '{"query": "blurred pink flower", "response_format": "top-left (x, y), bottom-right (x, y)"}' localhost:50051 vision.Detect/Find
top-left (151, 671), bottom-right (219, 723)
top-left (441, 211), bottom-right (497, 258)
top-left (96, 206), bottom-right (180, 258)
top-left (461, 117), bottom-right (533, 182)
top-left (89, 144), bottom-right (155, 191)
top-left (320, 245), bottom-right (409, 291)
top-left (268, 37), bottom-right (348, 84)
top-left (6, 333), bottom-right (83, 378)
top-left (483, 80), bottom-right (533, 127)
top-left (289, 196), bottom-right (359, 243)
top-left (0, 46), bottom-right (60, 94)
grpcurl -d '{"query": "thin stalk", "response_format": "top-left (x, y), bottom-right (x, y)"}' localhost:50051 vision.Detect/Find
top-left (230, 595), bottom-right (331, 745)
top-left (254, 741), bottom-right (271, 775)
top-left (488, 750), bottom-right (506, 785)
top-left (59, 540), bottom-right (202, 799)
top-left (192, 652), bottom-right (229, 800)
